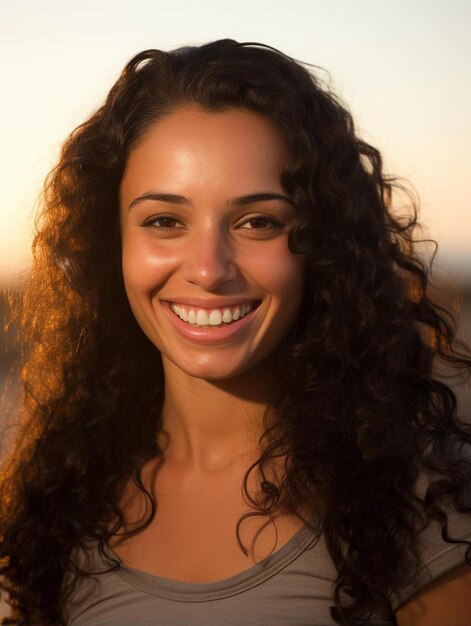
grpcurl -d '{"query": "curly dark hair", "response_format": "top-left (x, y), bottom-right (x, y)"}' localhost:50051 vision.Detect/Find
top-left (1, 39), bottom-right (470, 625)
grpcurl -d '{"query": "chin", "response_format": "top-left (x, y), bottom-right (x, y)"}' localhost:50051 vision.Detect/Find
top-left (178, 362), bottom-right (247, 381)
top-left (167, 351), bottom-right (265, 382)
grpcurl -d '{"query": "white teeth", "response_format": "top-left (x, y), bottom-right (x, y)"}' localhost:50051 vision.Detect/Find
top-left (170, 303), bottom-right (255, 326)
top-left (208, 309), bottom-right (222, 325)
top-left (196, 310), bottom-right (209, 325)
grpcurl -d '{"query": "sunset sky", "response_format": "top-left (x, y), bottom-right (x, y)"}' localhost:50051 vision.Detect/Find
top-left (1, 0), bottom-right (470, 283)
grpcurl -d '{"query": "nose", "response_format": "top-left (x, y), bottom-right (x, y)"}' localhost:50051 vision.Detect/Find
top-left (181, 229), bottom-right (238, 291)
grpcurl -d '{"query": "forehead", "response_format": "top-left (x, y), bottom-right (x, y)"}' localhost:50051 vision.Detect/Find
top-left (119, 106), bottom-right (288, 206)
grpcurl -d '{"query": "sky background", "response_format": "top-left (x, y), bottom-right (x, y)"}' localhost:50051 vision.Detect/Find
top-left (0, 0), bottom-right (470, 284)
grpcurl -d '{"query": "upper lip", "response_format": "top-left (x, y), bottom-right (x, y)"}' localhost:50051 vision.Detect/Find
top-left (163, 298), bottom-right (260, 309)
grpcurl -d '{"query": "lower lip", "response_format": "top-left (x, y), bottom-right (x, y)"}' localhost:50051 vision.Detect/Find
top-left (161, 302), bottom-right (259, 344)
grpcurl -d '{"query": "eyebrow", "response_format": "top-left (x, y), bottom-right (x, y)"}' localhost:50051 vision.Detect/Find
top-left (128, 191), bottom-right (295, 211)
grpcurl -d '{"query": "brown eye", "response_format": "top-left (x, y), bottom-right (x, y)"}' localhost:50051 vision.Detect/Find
top-left (239, 217), bottom-right (283, 230)
top-left (142, 215), bottom-right (184, 229)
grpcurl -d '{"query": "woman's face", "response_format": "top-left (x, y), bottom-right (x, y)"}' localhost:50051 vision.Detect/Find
top-left (119, 106), bottom-right (304, 380)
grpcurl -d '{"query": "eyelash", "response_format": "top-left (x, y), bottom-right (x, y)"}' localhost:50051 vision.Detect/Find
top-left (142, 215), bottom-right (183, 229)
top-left (141, 214), bottom-right (284, 233)
top-left (238, 217), bottom-right (284, 231)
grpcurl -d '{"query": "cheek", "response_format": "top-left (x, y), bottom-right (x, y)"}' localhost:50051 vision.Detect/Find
top-left (121, 234), bottom-right (177, 296)
top-left (276, 256), bottom-right (304, 297)
top-left (120, 235), bottom-right (178, 344)
top-left (250, 245), bottom-right (304, 301)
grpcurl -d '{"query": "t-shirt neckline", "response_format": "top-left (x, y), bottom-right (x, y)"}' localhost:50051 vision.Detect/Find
top-left (105, 517), bottom-right (318, 602)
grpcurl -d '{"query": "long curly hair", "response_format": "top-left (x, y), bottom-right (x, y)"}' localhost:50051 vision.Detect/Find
top-left (1, 39), bottom-right (470, 625)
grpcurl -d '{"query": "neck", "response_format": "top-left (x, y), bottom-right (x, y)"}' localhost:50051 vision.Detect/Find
top-left (159, 357), bottom-right (277, 471)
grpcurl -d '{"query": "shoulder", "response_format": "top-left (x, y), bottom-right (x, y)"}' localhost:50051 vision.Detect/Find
top-left (391, 470), bottom-right (471, 624)
top-left (395, 562), bottom-right (471, 626)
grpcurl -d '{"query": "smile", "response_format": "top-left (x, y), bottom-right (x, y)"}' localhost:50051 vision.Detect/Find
top-left (169, 302), bottom-right (258, 327)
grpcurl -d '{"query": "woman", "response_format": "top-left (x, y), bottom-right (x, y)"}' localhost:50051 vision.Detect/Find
top-left (0, 40), bottom-right (470, 625)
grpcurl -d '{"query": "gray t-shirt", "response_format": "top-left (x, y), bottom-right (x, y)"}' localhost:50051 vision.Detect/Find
top-left (65, 502), bottom-right (471, 626)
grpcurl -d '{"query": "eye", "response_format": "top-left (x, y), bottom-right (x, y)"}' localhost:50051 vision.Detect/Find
top-left (142, 214), bottom-right (184, 229)
top-left (238, 216), bottom-right (284, 231)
